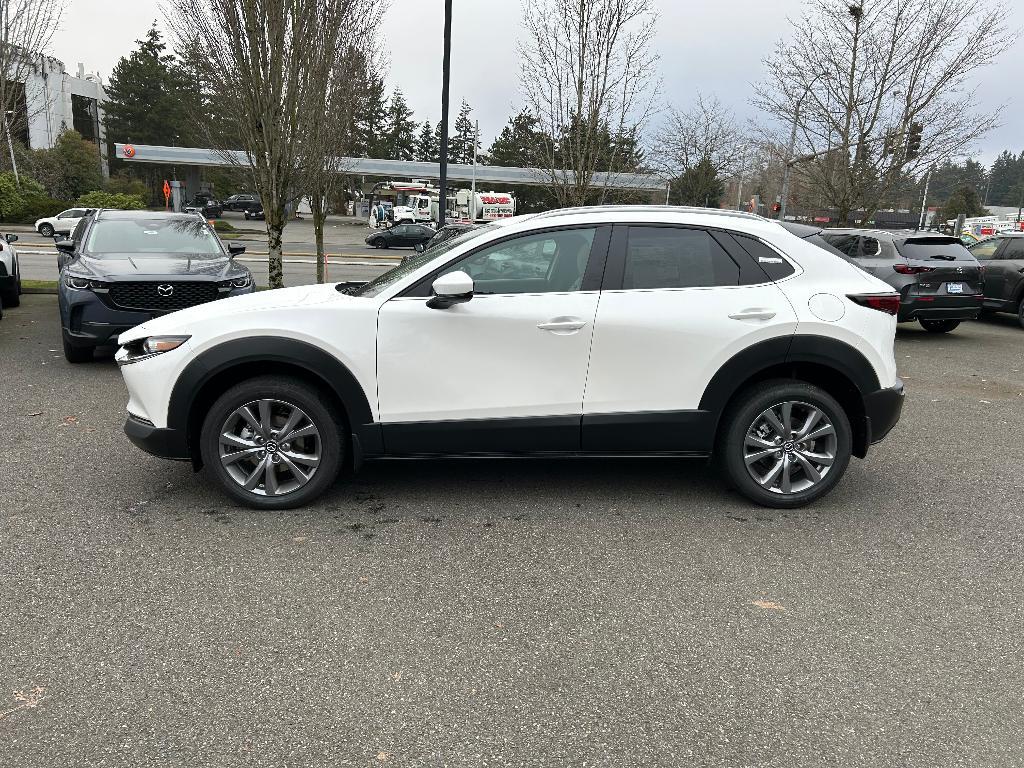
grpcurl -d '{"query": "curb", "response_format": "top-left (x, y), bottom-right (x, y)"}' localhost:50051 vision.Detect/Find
top-left (23, 287), bottom-right (58, 295)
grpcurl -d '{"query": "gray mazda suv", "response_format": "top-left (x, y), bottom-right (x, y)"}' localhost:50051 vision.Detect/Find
top-left (819, 229), bottom-right (983, 333)
top-left (57, 210), bottom-right (254, 362)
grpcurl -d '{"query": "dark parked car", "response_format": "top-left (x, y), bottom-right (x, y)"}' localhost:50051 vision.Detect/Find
top-left (819, 229), bottom-right (982, 333)
top-left (403, 223), bottom-right (478, 262)
top-left (183, 197), bottom-right (223, 219)
top-left (243, 205), bottom-right (265, 221)
top-left (365, 223), bottom-right (434, 249)
top-left (57, 210), bottom-right (254, 363)
top-left (223, 193), bottom-right (262, 212)
top-left (967, 231), bottom-right (1024, 328)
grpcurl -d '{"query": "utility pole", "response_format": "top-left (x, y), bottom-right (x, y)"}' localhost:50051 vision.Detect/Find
top-left (735, 145), bottom-right (746, 211)
top-left (437, 0), bottom-right (453, 226)
top-left (918, 168), bottom-right (933, 230)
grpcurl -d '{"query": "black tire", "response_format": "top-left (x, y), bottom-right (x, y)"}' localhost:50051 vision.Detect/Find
top-left (718, 379), bottom-right (852, 509)
top-left (200, 375), bottom-right (345, 510)
top-left (2, 278), bottom-right (18, 308)
top-left (63, 337), bottom-right (94, 363)
top-left (38, 223), bottom-right (54, 237)
top-left (1017, 300), bottom-right (1024, 331)
top-left (920, 319), bottom-right (960, 333)
top-left (373, 239), bottom-right (387, 248)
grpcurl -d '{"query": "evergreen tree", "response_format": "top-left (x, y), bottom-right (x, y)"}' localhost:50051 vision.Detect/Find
top-left (416, 120), bottom-right (438, 162)
top-left (355, 71), bottom-right (389, 158)
top-left (103, 24), bottom-right (201, 147)
top-left (670, 158), bottom-right (724, 207)
top-left (451, 100), bottom-right (478, 165)
top-left (488, 110), bottom-right (546, 167)
top-left (939, 185), bottom-right (988, 221)
top-left (987, 151), bottom-right (1024, 206)
top-left (383, 89), bottom-right (418, 161)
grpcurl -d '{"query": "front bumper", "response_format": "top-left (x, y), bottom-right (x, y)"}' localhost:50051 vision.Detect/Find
top-left (863, 378), bottom-right (905, 446)
top-left (124, 414), bottom-right (191, 461)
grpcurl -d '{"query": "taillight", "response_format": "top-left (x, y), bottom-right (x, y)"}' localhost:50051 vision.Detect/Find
top-left (848, 293), bottom-right (900, 315)
top-left (893, 264), bottom-right (935, 275)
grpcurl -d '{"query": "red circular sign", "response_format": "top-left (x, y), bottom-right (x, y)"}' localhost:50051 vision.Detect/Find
top-left (123, 144), bottom-right (136, 158)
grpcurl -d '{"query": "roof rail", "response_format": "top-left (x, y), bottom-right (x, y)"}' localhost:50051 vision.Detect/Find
top-left (529, 204), bottom-right (766, 221)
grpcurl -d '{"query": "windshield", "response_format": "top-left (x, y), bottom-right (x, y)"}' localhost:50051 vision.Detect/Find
top-left (85, 218), bottom-right (224, 257)
top-left (353, 222), bottom-right (501, 297)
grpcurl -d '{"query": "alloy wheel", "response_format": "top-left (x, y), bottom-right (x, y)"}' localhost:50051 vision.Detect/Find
top-left (218, 398), bottom-right (322, 497)
top-left (743, 400), bottom-right (837, 495)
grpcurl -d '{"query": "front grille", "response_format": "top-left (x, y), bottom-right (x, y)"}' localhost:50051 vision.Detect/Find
top-left (108, 281), bottom-right (218, 312)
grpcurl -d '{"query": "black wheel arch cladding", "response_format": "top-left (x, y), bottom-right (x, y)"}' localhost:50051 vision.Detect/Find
top-left (169, 336), bottom-right (376, 463)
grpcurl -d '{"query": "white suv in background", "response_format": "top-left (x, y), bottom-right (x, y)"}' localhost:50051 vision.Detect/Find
top-left (35, 207), bottom-right (90, 238)
top-left (116, 206), bottom-right (905, 509)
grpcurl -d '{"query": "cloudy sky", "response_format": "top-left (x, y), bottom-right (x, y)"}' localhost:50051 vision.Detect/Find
top-left (52, 0), bottom-right (1022, 164)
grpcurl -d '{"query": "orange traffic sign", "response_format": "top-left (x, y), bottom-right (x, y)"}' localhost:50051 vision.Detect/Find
top-left (163, 180), bottom-right (171, 211)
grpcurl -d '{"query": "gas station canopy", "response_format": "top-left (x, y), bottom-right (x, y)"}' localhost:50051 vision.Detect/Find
top-left (113, 143), bottom-right (667, 192)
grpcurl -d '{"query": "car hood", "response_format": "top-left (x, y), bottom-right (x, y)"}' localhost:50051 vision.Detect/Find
top-left (117, 283), bottom-right (349, 345)
top-left (72, 253), bottom-right (241, 279)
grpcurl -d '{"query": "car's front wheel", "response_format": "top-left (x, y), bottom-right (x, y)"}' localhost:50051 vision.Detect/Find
top-left (920, 319), bottom-right (960, 333)
top-left (373, 239), bottom-right (387, 248)
top-left (200, 376), bottom-right (345, 509)
top-left (62, 337), bottom-right (94, 363)
top-left (38, 223), bottom-right (54, 237)
top-left (719, 380), bottom-right (852, 509)
top-left (1017, 300), bottom-right (1024, 330)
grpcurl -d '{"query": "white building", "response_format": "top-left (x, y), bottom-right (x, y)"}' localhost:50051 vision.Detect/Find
top-left (7, 52), bottom-right (109, 175)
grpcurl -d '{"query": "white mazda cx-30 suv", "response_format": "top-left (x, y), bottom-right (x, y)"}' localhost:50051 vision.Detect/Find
top-left (116, 206), bottom-right (904, 509)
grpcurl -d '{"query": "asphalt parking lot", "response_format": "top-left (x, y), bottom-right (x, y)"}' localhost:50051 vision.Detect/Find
top-left (2, 294), bottom-right (1023, 766)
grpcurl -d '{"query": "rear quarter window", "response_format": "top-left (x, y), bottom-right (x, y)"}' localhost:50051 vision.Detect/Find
top-left (730, 234), bottom-right (797, 281)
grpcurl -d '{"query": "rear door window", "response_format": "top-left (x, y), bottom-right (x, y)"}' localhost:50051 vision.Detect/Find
top-left (622, 227), bottom-right (739, 289)
top-left (1001, 239), bottom-right (1024, 260)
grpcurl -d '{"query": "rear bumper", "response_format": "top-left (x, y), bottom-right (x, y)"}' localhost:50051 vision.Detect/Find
top-left (863, 378), bottom-right (905, 446)
top-left (898, 296), bottom-right (982, 322)
top-left (124, 414), bottom-right (191, 461)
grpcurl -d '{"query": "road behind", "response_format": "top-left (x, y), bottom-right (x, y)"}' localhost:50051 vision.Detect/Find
top-left (1, 295), bottom-right (1023, 766)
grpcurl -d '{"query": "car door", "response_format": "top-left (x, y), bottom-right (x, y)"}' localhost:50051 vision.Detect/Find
top-left (376, 225), bottom-right (609, 454)
top-left (969, 237), bottom-right (1006, 306)
top-left (992, 237), bottom-right (1024, 308)
top-left (582, 224), bottom-right (798, 452)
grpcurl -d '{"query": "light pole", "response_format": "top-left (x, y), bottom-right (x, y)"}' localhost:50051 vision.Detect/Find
top-left (437, 0), bottom-right (453, 225)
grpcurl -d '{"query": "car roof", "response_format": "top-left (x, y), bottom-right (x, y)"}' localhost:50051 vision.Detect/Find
top-left (822, 227), bottom-right (964, 244)
top-left (94, 209), bottom-right (201, 222)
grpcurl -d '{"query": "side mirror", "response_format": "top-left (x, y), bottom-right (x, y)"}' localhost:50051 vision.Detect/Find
top-left (414, 242), bottom-right (426, 253)
top-left (55, 239), bottom-right (76, 254)
top-left (5, 233), bottom-right (17, 244)
top-left (228, 243), bottom-right (246, 257)
top-left (426, 270), bottom-right (473, 310)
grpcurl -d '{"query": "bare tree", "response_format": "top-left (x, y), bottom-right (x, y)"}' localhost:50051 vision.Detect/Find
top-left (299, 26), bottom-right (384, 284)
top-left (0, 0), bottom-right (63, 184)
top-left (166, 0), bottom-right (365, 289)
top-left (756, 0), bottom-right (1017, 223)
top-left (657, 94), bottom-right (746, 180)
top-left (519, 0), bottom-right (658, 206)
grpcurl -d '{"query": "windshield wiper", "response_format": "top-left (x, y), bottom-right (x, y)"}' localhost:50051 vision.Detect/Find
top-left (929, 254), bottom-right (957, 261)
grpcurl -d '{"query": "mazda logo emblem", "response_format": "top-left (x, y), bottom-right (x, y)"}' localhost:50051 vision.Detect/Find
top-left (157, 284), bottom-right (174, 297)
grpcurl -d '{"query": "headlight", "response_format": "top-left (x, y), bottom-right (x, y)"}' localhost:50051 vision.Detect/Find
top-left (64, 275), bottom-right (109, 290)
top-left (218, 274), bottom-right (252, 290)
top-left (118, 335), bottom-right (191, 365)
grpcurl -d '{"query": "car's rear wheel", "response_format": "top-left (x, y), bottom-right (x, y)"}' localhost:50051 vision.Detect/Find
top-left (920, 319), bottom-right (960, 333)
top-left (200, 376), bottom-right (344, 510)
top-left (1, 277), bottom-right (19, 307)
top-left (62, 337), bottom-right (94, 363)
top-left (719, 380), bottom-right (852, 509)
top-left (38, 223), bottom-right (54, 237)
top-left (1017, 300), bottom-right (1024, 330)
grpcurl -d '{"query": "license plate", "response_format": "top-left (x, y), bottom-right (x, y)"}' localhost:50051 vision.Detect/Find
top-left (947, 283), bottom-right (964, 294)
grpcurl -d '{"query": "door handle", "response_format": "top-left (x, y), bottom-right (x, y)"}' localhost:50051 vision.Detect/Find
top-left (728, 308), bottom-right (777, 321)
top-left (537, 317), bottom-right (587, 333)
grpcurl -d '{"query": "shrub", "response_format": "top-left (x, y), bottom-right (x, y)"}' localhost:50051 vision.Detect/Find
top-left (105, 173), bottom-right (150, 200)
top-left (0, 172), bottom-right (60, 222)
top-left (211, 219), bottom-right (236, 232)
top-left (76, 191), bottom-right (147, 210)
